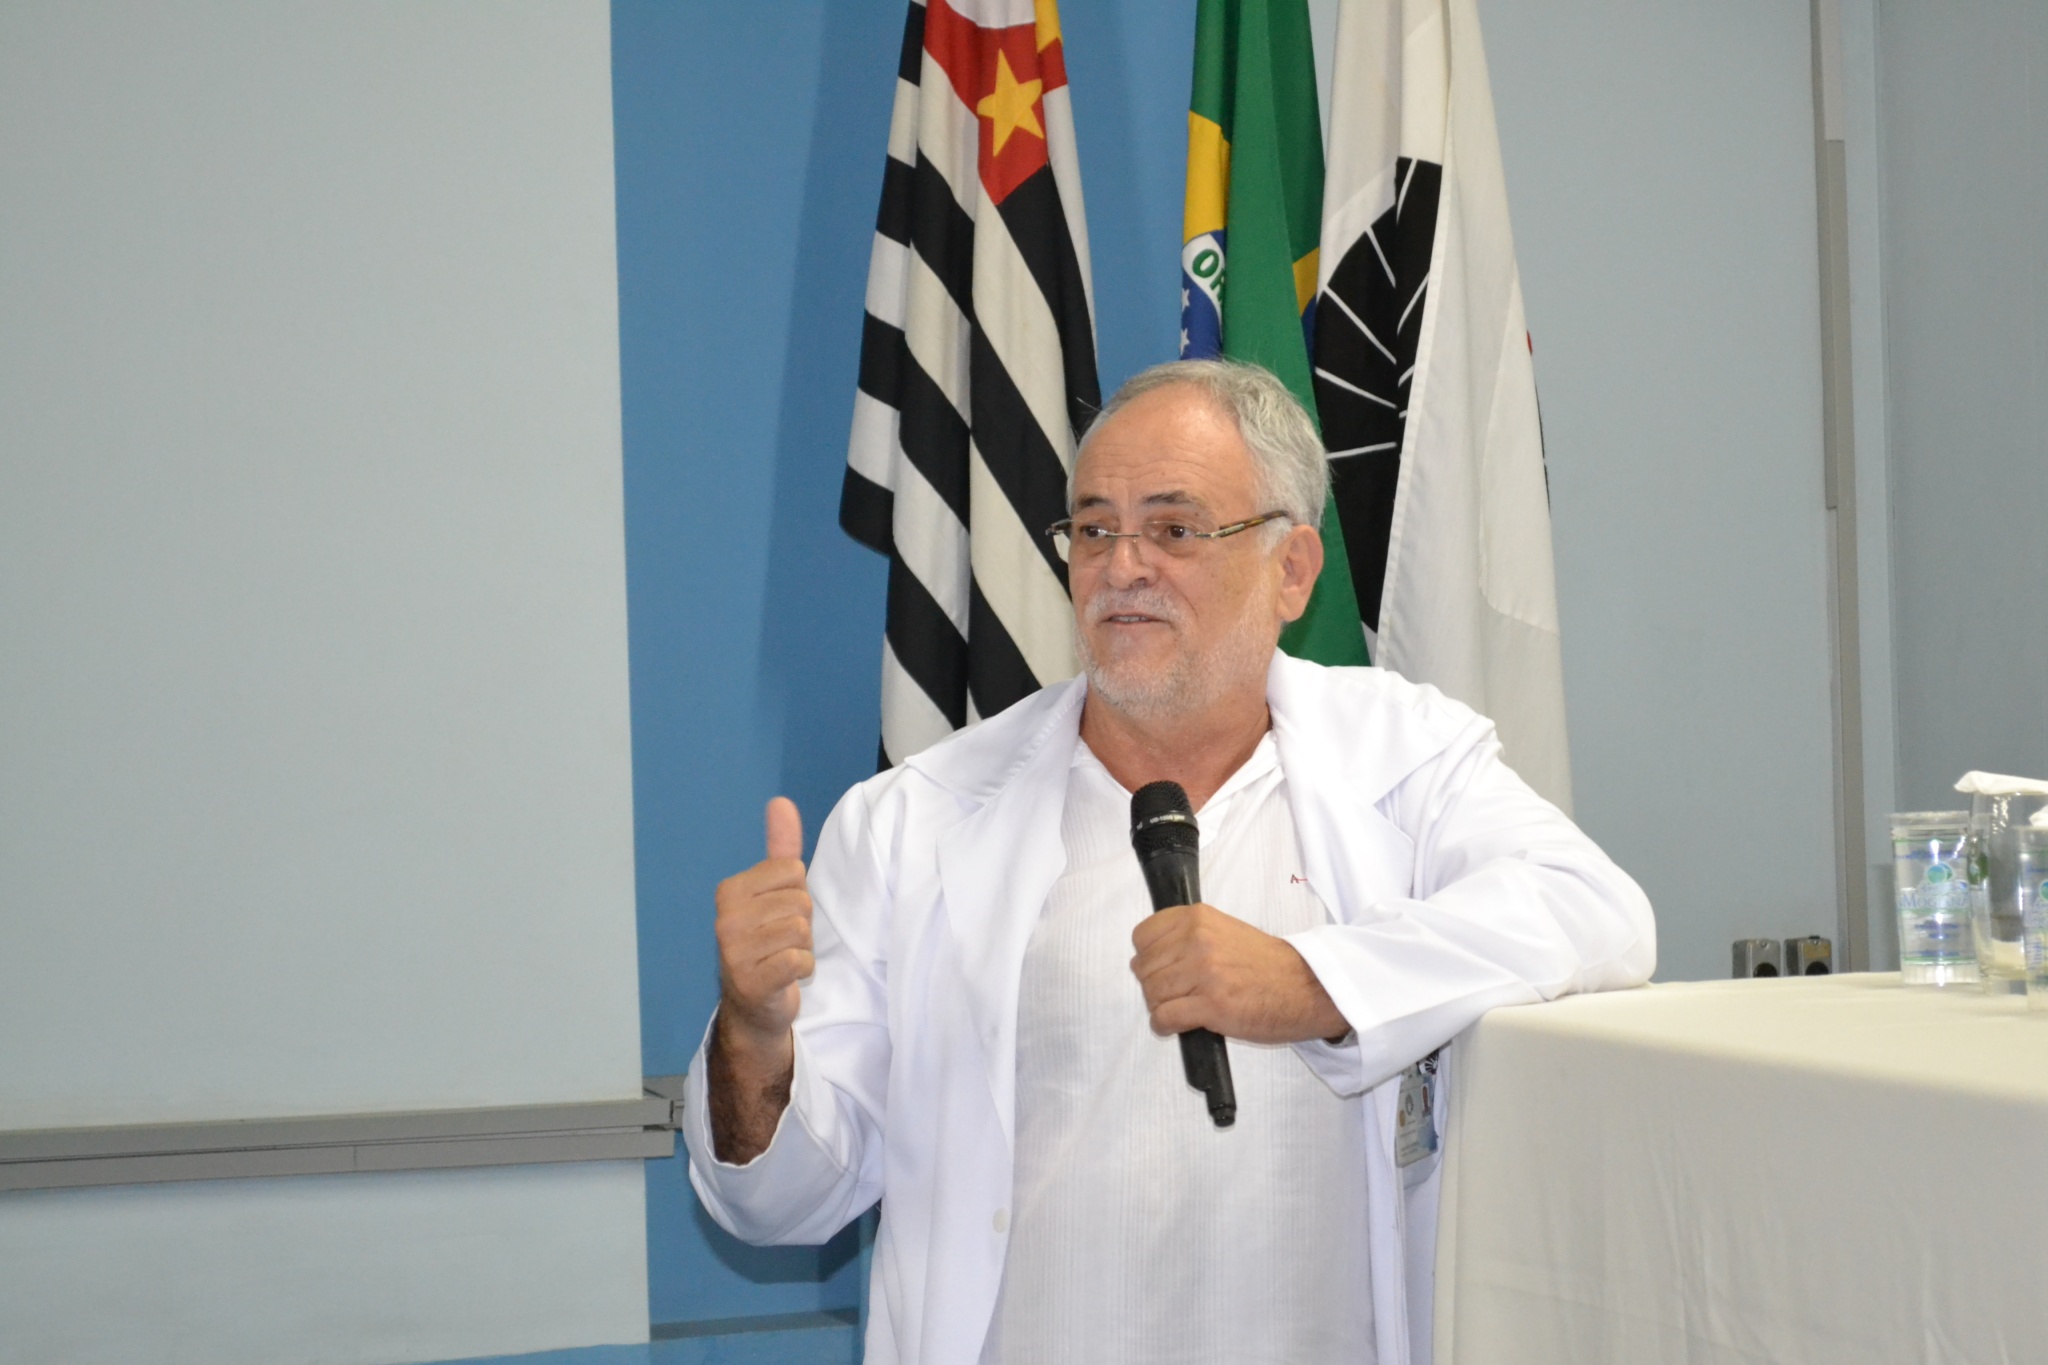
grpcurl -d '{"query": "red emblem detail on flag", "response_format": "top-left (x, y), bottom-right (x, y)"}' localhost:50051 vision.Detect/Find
top-left (923, 0), bottom-right (1069, 206)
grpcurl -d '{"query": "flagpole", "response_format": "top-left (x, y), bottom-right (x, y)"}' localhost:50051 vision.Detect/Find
top-left (1809, 0), bottom-right (1870, 972)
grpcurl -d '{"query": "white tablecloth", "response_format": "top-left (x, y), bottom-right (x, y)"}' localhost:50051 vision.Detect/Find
top-left (1433, 974), bottom-right (2048, 1364)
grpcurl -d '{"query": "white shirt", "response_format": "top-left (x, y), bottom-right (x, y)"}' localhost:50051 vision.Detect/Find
top-left (982, 734), bottom-right (1375, 1365)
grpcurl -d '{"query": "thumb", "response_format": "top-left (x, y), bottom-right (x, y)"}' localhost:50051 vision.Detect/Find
top-left (764, 796), bottom-right (804, 863)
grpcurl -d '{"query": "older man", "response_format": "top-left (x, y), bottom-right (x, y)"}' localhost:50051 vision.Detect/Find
top-left (683, 360), bottom-right (1654, 1365)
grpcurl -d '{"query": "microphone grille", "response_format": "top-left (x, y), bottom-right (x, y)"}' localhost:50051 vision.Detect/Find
top-left (1130, 780), bottom-right (1199, 856)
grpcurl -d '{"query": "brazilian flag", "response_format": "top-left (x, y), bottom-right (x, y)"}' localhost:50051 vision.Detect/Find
top-left (1180, 0), bottom-right (1368, 666)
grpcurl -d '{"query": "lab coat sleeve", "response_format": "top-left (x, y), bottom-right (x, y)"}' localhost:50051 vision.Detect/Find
top-left (1286, 717), bottom-right (1655, 1097)
top-left (682, 780), bottom-right (894, 1245)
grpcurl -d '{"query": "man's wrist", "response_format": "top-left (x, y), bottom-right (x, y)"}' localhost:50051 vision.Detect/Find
top-left (1284, 943), bottom-right (1350, 1044)
top-left (1309, 981), bottom-right (1349, 1043)
top-left (707, 1005), bottom-right (796, 1166)
top-left (713, 1004), bottom-right (795, 1070)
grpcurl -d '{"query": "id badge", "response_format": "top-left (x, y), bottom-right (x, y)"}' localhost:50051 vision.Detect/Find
top-left (1394, 1049), bottom-right (1441, 1168)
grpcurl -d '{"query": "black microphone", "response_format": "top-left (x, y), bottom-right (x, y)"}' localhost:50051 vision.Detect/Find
top-left (1129, 780), bottom-right (1237, 1129)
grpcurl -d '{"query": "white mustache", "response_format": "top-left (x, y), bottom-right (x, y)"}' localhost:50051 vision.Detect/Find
top-left (1082, 586), bottom-right (1185, 626)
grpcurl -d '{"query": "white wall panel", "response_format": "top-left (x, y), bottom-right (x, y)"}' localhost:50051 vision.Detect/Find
top-left (0, 3), bottom-right (646, 1360)
top-left (1480, 0), bottom-right (1840, 980)
top-left (1875, 0), bottom-right (2048, 811)
top-left (0, 0), bottom-right (639, 1125)
top-left (0, 1164), bottom-right (647, 1365)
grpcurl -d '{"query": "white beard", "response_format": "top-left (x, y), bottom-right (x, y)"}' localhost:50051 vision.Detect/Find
top-left (1074, 583), bottom-right (1278, 723)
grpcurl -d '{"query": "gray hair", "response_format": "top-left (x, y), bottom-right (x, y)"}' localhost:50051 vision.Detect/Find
top-left (1071, 359), bottom-right (1328, 530)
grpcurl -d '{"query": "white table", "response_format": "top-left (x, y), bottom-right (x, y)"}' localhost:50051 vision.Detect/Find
top-left (1434, 974), bottom-right (2048, 1364)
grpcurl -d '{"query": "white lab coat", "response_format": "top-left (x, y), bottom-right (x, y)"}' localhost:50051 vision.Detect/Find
top-left (683, 655), bottom-right (1655, 1365)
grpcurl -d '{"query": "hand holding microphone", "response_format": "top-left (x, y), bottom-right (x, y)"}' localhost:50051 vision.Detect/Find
top-left (1127, 781), bottom-right (1351, 1128)
top-left (1129, 781), bottom-right (1236, 1127)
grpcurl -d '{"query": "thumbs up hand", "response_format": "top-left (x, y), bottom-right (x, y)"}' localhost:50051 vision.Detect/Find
top-left (714, 797), bottom-right (815, 1052)
top-left (706, 799), bottom-right (813, 1162)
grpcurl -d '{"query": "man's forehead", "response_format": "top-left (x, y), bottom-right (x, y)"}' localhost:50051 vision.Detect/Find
top-left (1073, 386), bottom-right (1255, 502)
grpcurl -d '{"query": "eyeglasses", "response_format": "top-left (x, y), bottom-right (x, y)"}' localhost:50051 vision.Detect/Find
top-left (1043, 511), bottom-right (1292, 563)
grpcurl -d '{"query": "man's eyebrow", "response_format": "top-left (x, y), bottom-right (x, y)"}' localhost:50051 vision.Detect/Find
top-left (1071, 489), bottom-right (1205, 512)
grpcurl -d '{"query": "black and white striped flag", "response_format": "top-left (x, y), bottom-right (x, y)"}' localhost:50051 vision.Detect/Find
top-left (839, 0), bottom-right (1099, 767)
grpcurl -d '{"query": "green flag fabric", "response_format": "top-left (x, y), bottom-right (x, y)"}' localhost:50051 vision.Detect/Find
top-left (1180, 0), bottom-right (1369, 666)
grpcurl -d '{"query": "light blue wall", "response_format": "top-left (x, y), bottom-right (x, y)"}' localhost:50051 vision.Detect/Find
top-left (611, 0), bottom-right (1193, 1326)
top-left (1479, 0), bottom-right (1841, 980)
top-left (1873, 0), bottom-right (2048, 810)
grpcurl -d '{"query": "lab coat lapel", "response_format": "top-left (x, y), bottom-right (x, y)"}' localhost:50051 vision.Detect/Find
top-left (1268, 654), bottom-right (1429, 921)
top-left (1267, 655), bottom-right (1468, 1365)
top-left (929, 684), bottom-right (1083, 1147)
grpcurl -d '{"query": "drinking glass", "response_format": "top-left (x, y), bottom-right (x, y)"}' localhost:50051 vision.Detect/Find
top-left (2020, 826), bottom-right (2048, 1012)
top-left (1892, 812), bottom-right (1977, 986)
top-left (1967, 793), bottom-right (2048, 996)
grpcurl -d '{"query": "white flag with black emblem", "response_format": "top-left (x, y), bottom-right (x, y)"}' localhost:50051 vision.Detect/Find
top-left (1313, 0), bottom-right (1573, 811)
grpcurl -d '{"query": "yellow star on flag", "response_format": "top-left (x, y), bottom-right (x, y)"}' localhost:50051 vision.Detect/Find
top-left (975, 50), bottom-right (1044, 156)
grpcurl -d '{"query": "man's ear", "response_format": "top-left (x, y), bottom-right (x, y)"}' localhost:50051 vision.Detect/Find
top-left (1274, 523), bottom-right (1324, 623)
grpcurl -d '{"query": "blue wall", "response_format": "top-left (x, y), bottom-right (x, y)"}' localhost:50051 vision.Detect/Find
top-left (611, 0), bottom-right (1193, 1324)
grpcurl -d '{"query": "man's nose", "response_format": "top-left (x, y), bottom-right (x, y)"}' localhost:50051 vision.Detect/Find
top-left (1100, 533), bottom-right (1154, 585)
